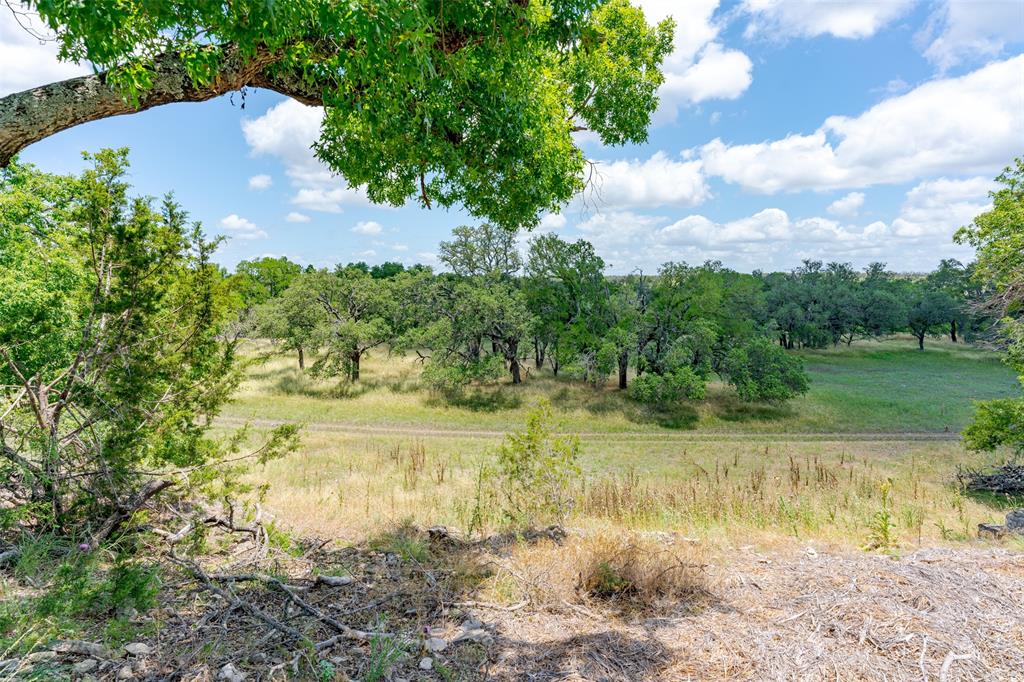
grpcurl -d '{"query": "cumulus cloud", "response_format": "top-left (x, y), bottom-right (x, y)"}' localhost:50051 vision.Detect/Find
top-left (742, 0), bottom-right (915, 40)
top-left (219, 214), bottom-right (268, 240)
top-left (890, 176), bottom-right (993, 238)
top-left (919, 0), bottom-right (1024, 71)
top-left (700, 56), bottom-right (1023, 193)
top-left (351, 220), bottom-right (383, 236)
top-left (561, 174), bottom-right (991, 273)
top-left (248, 174), bottom-right (273, 190)
top-left (242, 100), bottom-right (372, 213)
top-left (827, 192), bottom-right (865, 217)
top-left (285, 212), bottom-right (311, 223)
top-left (635, 1), bottom-right (753, 117)
top-left (586, 152), bottom-right (710, 210)
top-left (0, 9), bottom-right (89, 96)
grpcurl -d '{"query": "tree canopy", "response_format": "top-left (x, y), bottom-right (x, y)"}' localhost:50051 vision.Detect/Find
top-left (2, 0), bottom-right (673, 229)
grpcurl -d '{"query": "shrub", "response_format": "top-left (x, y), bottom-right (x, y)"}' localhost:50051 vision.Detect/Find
top-left (628, 367), bottom-right (705, 404)
top-left (492, 400), bottom-right (581, 526)
top-left (577, 535), bottom-right (707, 607)
top-left (722, 336), bottom-right (810, 403)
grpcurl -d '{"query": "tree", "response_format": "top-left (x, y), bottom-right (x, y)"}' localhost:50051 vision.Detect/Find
top-left (721, 337), bottom-right (810, 403)
top-left (525, 234), bottom-right (610, 377)
top-left (925, 258), bottom-right (975, 343)
top-left (253, 275), bottom-right (325, 369)
top-left (439, 224), bottom-right (522, 278)
top-left (1, 0), bottom-right (673, 230)
top-left (307, 268), bottom-right (391, 382)
top-left (905, 284), bottom-right (956, 350)
top-left (956, 158), bottom-right (1024, 454)
top-left (0, 151), bottom-right (295, 541)
top-left (235, 256), bottom-right (302, 303)
top-left (369, 262), bottom-right (406, 280)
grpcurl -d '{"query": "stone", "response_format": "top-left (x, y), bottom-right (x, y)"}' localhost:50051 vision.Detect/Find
top-left (978, 523), bottom-right (1007, 539)
top-left (25, 651), bottom-right (57, 663)
top-left (73, 659), bottom-right (99, 674)
top-left (424, 637), bottom-right (447, 653)
top-left (124, 642), bottom-right (151, 656)
top-left (51, 640), bottom-right (110, 659)
top-left (316, 574), bottom-right (354, 587)
top-left (419, 657), bottom-right (434, 671)
top-left (1006, 509), bottom-right (1024, 533)
top-left (454, 628), bottom-right (493, 645)
top-left (116, 665), bottom-right (134, 680)
top-left (218, 662), bottom-right (247, 682)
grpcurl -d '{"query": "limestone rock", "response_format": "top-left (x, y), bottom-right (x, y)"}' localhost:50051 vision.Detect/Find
top-left (124, 642), bottom-right (151, 656)
top-left (218, 662), bottom-right (247, 682)
top-left (1006, 509), bottom-right (1024, 533)
top-left (419, 657), bottom-right (434, 671)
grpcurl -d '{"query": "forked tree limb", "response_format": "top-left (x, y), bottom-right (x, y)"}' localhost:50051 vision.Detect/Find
top-left (0, 45), bottom-right (325, 167)
top-left (91, 478), bottom-right (174, 545)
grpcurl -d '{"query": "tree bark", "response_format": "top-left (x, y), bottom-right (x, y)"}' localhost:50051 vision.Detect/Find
top-left (917, 333), bottom-right (925, 350)
top-left (350, 352), bottom-right (361, 381)
top-left (950, 319), bottom-right (958, 343)
top-left (298, 346), bottom-right (305, 370)
top-left (617, 352), bottom-right (628, 390)
top-left (0, 45), bottom-right (324, 167)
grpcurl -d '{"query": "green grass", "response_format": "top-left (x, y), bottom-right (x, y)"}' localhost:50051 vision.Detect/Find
top-left (226, 336), bottom-right (1023, 550)
top-left (223, 337), bottom-right (1019, 435)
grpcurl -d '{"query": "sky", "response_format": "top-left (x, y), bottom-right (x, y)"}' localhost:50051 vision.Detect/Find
top-left (2, 0), bottom-right (1023, 275)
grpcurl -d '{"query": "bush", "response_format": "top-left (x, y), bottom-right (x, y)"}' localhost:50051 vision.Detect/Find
top-left (577, 535), bottom-right (707, 607)
top-left (628, 367), bottom-right (705, 404)
top-left (492, 400), bottom-right (581, 526)
top-left (722, 337), bottom-right (810, 403)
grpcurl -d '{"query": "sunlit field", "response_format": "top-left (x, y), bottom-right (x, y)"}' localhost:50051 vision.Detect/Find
top-left (225, 337), bottom-right (1022, 551)
top-left (224, 336), bottom-right (1018, 434)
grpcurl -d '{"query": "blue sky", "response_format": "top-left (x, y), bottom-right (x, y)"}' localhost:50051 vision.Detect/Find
top-left (3, 0), bottom-right (1023, 274)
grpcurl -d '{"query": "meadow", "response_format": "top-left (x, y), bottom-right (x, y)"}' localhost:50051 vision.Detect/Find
top-left (225, 337), bottom-right (1023, 551)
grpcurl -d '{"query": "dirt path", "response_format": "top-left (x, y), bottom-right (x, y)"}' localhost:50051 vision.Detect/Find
top-left (215, 415), bottom-right (961, 442)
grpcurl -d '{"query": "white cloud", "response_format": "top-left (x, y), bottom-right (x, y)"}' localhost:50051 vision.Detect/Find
top-left (701, 55), bottom-right (1024, 193)
top-left (538, 213), bottom-right (567, 232)
top-left (635, 1), bottom-right (753, 117)
top-left (358, 250), bottom-right (377, 258)
top-left (242, 100), bottom-right (372, 213)
top-left (417, 252), bottom-right (438, 263)
top-left (827, 191), bottom-right (866, 217)
top-left (293, 186), bottom-right (369, 213)
top-left (562, 172), bottom-right (991, 273)
top-left (890, 176), bottom-right (993, 237)
top-left (351, 220), bottom-right (383, 236)
top-left (0, 9), bottom-right (89, 96)
top-left (391, 243), bottom-right (409, 252)
top-left (587, 152), bottom-right (710, 209)
top-left (219, 214), bottom-right (268, 240)
top-left (285, 212), bottom-right (311, 223)
top-left (248, 174), bottom-right (273, 190)
top-left (664, 41), bottom-right (753, 105)
top-left (742, 0), bottom-right (915, 40)
top-left (920, 0), bottom-right (1024, 71)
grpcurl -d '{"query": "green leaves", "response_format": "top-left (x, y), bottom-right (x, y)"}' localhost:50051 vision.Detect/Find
top-left (28, 0), bottom-right (674, 229)
top-left (722, 337), bottom-right (809, 404)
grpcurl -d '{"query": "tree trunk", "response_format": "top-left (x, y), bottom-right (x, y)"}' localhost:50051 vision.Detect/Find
top-left (917, 333), bottom-right (925, 350)
top-left (618, 352), bottom-right (628, 390)
top-left (510, 357), bottom-right (522, 384)
top-left (350, 352), bottom-right (361, 381)
top-left (950, 319), bottom-right (958, 343)
top-left (534, 338), bottom-right (545, 369)
top-left (0, 45), bottom-right (325, 167)
top-left (298, 346), bottom-right (305, 370)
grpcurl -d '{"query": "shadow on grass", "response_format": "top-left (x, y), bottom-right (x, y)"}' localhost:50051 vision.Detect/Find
top-left (962, 489), bottom-right (1024, 512)
top-left (424, 387), bottom-right (524, 412)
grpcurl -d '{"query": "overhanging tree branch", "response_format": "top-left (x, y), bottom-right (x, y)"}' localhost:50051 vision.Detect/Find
top-left (0, 44), bottom-right (324, 167)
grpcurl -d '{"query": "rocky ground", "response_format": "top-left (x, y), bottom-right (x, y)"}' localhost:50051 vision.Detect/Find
top-left (3, 527), bottom-right (1023, 681)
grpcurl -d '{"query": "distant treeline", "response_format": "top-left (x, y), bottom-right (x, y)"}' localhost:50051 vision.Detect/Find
top-left (227, 225), bottom-right (989, 405)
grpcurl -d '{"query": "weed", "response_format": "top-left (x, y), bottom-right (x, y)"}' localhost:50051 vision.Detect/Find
top-left (864, 479), bottom-right (897, 551)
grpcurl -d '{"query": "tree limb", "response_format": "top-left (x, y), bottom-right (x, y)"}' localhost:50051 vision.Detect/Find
top-left (0, 45), bottom-right (324, 166)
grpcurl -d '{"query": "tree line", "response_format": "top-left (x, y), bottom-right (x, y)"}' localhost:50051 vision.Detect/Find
top-left (232, 225), bottom-right (987, 407)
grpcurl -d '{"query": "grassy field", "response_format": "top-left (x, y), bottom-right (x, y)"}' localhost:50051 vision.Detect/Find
top-left (224, 336), bottom-right (1019, 434)
top-left (224, 337), bottom-right (1022, 552)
